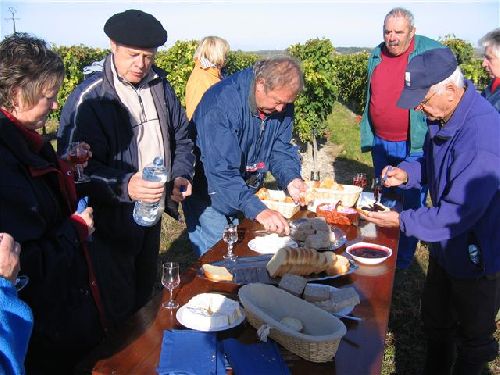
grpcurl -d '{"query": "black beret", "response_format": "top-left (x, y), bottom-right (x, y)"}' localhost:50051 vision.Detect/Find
top-left (104, 9), bottom-right (168, 48)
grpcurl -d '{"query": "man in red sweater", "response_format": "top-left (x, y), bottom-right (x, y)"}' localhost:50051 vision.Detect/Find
top-left (359, 7), bottom-right (444, 269)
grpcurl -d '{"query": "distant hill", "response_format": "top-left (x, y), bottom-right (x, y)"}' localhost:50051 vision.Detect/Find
top-left (246, 48), bottom-right (373, 56)
top-left (335, 47), bottom-right (372, 54)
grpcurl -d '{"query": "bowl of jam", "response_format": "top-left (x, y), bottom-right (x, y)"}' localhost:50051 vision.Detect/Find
top-left (346, 242), bottom-right (392, 265)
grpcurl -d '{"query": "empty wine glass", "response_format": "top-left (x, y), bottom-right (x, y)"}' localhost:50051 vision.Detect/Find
top-left (222, 224), bottom-right (238, 262)
top-left (372, 177), bottom-right (383, 203)
top-left (68, 142), bottom-right (91, 183)
top-left (161, 262), bottom-right (180, 309)
top-left (15, 275), bottom-right (29, 292)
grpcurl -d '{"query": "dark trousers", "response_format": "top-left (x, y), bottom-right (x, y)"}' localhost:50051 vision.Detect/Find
top-left (421, 256), bottom-right (500, 375)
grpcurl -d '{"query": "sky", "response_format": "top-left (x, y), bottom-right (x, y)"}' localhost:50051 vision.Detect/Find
top-left (0, 0), bottom-right (499, 51)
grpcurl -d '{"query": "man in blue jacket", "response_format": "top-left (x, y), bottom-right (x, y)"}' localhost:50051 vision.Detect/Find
top-left (58, 10), bottom-right (195, 328)
top-left (362, 48), bottom-right (500, 375)
top-left (0, 233), bottom-right (32, 375)
top-left (185, 57), bottom-right (308, 256)
top-left (359, 7), bottom-right (444, 269)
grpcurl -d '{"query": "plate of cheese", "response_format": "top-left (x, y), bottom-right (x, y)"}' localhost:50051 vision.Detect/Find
top-left (248, 234), bottom-right (298, 254)
top-left (176, 293), bottom-right (245, 332)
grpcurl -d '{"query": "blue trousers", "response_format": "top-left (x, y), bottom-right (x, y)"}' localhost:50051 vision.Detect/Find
top-left (421, 257), bottom-right (500, 373)
top-left (371, 135), bottom-right (427, 269)
top-left (182, 194), bottom-right (238, 258)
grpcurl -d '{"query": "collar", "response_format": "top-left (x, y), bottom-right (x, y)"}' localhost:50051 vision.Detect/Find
top-left (0, 108), bottom-right (44, 152)
top-left (491, 77), bottom-right (500, 93)
top-left (110, 55), bottom-right (159, 89)
top-left (430, 81), bottom-right (473, 141)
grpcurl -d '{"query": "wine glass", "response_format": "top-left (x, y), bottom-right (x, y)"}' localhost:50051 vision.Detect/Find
top-left (161, 262), bottom-right (180, 309)
top-left (15, 275), bottom-right (29, 292)
top-left (353, 173), bottom-right (367, 190)
top-left (222, 224), bottom-right (238, 262)
top-left (68, 142), bottom-right (91, 183)
top-left (372, 177), bottom-right (383, 203)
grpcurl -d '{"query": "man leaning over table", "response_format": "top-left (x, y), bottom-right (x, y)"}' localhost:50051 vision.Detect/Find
top-left (58, 10), bottom-right (195, 329)
top-left (480, 28), bottom-right (500, 112)
top-left (360, 48), bottom-right (500, 375)
top-left (359, 7), bottom-right (445, 269)
top-left (184, 56), bottom-right (308, 256)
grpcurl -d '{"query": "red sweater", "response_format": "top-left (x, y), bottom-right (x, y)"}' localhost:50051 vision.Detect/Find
top-left (369, 39), bottom-right (415, 141)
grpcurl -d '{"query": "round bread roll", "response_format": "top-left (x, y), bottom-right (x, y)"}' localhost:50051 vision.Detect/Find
top-left (280, 316), bottom-right (303, 332)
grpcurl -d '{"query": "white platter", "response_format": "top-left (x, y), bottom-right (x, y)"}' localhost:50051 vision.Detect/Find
top-left (176, 304), bottom-right (245, 332)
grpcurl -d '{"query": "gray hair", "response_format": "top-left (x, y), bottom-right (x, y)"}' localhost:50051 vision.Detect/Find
top-left (480, 28), bottom-right (500, 58)
top-left (193, 36), bottom-right (230, 67)
top-left (253, 56), bottom-right (304, 94)
top-left (384, 7), bottom-right (415, 29)
top-left (430, 67), bottom-right (465, 94)
top-left (0, 33), bottom-right (64, 110)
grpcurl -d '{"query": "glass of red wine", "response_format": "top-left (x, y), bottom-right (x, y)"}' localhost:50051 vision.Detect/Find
top-left (68, 142), bottom-right (91, 183)
top-left (353, 173), bottom-right (367, 190)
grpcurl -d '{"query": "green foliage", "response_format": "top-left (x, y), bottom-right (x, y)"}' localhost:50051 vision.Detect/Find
top-left (440, 34), bottom-right (474, 65)
top-left (461, 59), bottom-right (490, 89)
top-left (439, 35), bottom-right (489, 90)
top-left (52, 44), bottom-right (108, 119)
top-left (224, 50), bottom-right (259, 76)
top-left (332, 52), bottom-right (369, 114)
top-left (287, 38), bottom-right (338, 143)
top-left (155, 40), bottom-right (198, 105)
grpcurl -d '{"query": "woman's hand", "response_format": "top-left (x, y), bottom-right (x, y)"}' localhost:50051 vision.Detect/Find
top-left (0, 233), bottom-right (21, 284)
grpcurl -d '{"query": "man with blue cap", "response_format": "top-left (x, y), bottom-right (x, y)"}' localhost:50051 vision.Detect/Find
top-left (58, 9), bottom-right (195, 329)
top-left (360, 47), bottom-right (500, 374)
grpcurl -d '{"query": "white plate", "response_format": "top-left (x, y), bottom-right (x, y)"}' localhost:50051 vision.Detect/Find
top-left (176, 304), bottom-right (245, 332)
top-left (346, 242), bottom-right (392, 265)
top-left (248, 234), bottom-right (298, 254)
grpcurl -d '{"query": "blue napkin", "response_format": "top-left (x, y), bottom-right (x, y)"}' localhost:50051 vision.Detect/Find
top-left (157, 330), bottom-right (225, 375)
top-left (222, 338), bottom-right (290, 375)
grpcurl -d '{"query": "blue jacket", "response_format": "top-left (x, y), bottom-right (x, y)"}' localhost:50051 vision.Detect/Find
top-left (360, 35), bottom-right (444, 153)
top-left (192, 68), bottom-right (302, 219)
top-left (399, 81), bottom-right (500, 278)
top-left (482, 81), bottom-right (500, 112)
top-left (0, 278), bottom-right (32, 375)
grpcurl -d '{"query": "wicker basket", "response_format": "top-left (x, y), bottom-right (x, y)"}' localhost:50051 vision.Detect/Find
top-left (261, 199), bottom-right (300, 219)
top-left (308, 185), bottom-right (362, 209)
top-left (238, 283), bottom-right (346, 363)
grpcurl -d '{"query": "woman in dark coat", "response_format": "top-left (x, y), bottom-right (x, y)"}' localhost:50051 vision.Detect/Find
top-left (0, 33), bottom-right (106, 374)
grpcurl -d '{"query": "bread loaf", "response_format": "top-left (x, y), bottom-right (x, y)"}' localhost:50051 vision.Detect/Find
top-left (266, 247), bottom-right (330, 277)
top-left (326, 254), bottom-right (350, 276)
top-left (202, 264), bottom-right (233, 282)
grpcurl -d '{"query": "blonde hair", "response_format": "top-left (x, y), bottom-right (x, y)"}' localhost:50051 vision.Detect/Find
top-left (193, 36), bottom-right (230, 67)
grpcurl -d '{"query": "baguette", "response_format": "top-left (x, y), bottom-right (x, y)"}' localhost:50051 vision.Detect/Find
top-left (266, 247), bottom-right (331, 277)
top-left (326, 254), bottom-right (350, 276)
top-left (202, 264), bottom-right (233, 282)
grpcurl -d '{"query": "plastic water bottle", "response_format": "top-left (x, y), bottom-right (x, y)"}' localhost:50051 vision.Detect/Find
top-left (133, 157), bottom-right (169, 226)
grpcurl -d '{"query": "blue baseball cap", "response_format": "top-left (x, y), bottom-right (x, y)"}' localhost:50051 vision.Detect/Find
top-left (397, 47), bottom-right (458, 109)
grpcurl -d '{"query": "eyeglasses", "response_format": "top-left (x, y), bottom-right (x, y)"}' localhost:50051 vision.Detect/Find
top-left (417, 91), bottom-right (437, 108)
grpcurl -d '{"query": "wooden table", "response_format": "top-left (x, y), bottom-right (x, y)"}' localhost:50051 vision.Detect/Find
top-left (78, 210), bottom-right (399, 375)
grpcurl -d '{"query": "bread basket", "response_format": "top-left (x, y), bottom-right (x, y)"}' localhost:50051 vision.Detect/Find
top-left (261, 199), bottom-right (300, 219)
top-left (238, 283), bottom-right (346, 363)
top-left (308, 185), bottom-right (362, 209)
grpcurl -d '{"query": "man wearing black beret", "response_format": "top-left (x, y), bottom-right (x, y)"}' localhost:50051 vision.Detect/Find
top-left (58, 9), bottom-right (194, 328)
